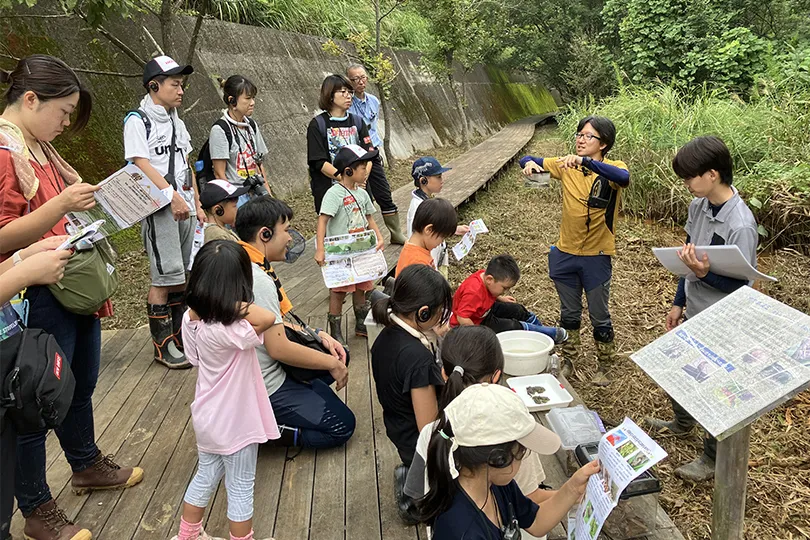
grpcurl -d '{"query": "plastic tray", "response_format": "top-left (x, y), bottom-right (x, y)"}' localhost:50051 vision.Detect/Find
top-left (507, 373), bottom-right (573, 412)
top-left (546, 405), bottom-right (604, 450)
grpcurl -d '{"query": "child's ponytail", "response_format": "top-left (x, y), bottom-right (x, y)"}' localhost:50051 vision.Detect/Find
top-left (374, 264), bottom-right (452, 328)
top-left (371, 294), bottom-right (393, 326)
top-left (439, 326), bottom-right (504, 412)
top-left (417, 416), bottom-right (458, 523)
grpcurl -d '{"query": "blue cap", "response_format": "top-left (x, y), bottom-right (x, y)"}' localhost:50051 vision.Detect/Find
top-left (411, 157), bottom-right (451, 183)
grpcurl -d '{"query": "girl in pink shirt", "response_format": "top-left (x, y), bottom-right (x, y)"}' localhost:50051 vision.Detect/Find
top-left (173, 240), bottom-right (279, 540)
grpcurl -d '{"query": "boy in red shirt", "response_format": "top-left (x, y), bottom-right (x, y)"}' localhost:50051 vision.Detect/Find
top-left (451, 254), bottom-right (568, 343)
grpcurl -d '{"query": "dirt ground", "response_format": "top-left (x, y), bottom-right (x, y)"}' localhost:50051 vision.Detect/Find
top-left (447, 128), bottom-right (810, 540)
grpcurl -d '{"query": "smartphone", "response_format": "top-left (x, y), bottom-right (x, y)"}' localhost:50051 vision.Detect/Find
top-left (58, 220), bottom-right (105, 250)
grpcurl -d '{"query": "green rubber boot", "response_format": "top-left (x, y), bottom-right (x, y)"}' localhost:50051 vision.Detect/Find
top-left (383, 213), bottom-right (407, 245)
top-left (328, 313), bottom-right (346, 347)
top-left (593, 340), bottom-right (618, 386)
top-left (559, 328), bottom-right (580, 380)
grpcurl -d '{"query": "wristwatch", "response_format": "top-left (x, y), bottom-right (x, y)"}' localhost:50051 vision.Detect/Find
top-left (12, 251), bottom-right (23, 266)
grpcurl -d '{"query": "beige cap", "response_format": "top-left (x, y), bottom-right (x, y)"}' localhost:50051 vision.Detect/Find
top-left (444, 383), bottom-right (561, 456)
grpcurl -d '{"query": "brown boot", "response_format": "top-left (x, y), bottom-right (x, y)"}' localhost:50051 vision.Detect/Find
top-left (23, 499), bottom-right (91, 540)
top-left (71, 454), bottom-right (144, 495)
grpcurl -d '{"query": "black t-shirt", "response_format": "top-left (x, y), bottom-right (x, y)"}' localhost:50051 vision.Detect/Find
top-left (432, 480), bottom-right (539, 540)
top-left (370, 325), bottom-right (443, 465)
top-left (306, 112), bottom-right (372, 188)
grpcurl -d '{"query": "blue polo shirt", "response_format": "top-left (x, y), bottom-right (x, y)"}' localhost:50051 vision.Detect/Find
top-left (350, 92), bottom-right (383, 148)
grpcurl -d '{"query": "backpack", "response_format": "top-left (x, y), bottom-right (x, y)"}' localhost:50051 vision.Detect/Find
top-left (195, 117), bottom-right (257, 188)
top-left (314, 113), bottom-right (367, 145)
top-left (0, 328), bottom-right (75, 434)
top-left (124, 109), bottom-right (152, 140)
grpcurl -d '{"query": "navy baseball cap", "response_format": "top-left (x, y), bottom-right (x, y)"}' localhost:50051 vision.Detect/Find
top-left (411, 156), bottom-right (451, 183)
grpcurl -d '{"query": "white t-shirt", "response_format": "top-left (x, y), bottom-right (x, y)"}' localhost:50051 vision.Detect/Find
top-left (124, 110), bottom-right (196, 213)
top-left (406, 190), bottom-right (447, 268)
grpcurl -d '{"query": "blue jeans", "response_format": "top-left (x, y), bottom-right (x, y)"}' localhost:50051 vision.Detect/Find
top-left (482, 301), bottom-right (558, 340)
top-left (270, 375), bottom-right (356, 449)
top-left (15, 286), bottom-right (101, 515)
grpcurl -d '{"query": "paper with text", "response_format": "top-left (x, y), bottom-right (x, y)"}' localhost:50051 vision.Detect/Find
top-left (653, 245), bottom-right (776, 282)
top-left (321, 230), bottom-right (387, 288)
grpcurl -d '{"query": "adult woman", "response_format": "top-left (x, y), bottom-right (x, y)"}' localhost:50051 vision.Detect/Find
top-left (0, 55), bottom-right (143, 540)
top-left (306, 74), bottom-right (407, 244)
top-left (210, 75), bottom-right (271, 206)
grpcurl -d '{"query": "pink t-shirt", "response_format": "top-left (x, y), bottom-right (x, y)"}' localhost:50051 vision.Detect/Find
top-left (182, 312), bottom-right (280, 454)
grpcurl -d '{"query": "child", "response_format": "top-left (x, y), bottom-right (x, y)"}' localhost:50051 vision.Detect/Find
top-left (396, 198), bottom-right (457, 277)
top-left (403, 326), bottom-right (558, 529)
top-left (451, 254), bottom-right (568, 344)
top-left (315, 144), bottom-right (385, 344)
top-left (370, 264), bottom-right (453, 517)
top-left (124, 55), bottom-right (201, 369)
top-left (520, 116), bottom-right (630, 384)
top-left (199, 179), bottom-right (250, 244)
top-left (646, 135), bottom-right (758, 483)
top-left (173, 240), bottom-right (279, 540)
top-left (407, 157), bottom-right (469, 274)
top-left (417, 383), bottom-right (599, 539)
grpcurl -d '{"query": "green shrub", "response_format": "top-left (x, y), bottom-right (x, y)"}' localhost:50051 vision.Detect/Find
top-left (559, 84), bottom-right (810, 251)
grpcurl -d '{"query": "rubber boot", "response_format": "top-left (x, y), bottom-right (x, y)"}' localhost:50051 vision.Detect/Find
top-left (644, 417), bottom-right (694, 438)
top-left (383, 213), bottom-right (407, 245)
top-left (593, 340), bottom-right (617, 387)
top-left (354, 302), bottom-right (370, 338)
top-left (328, 313), bottom-right (346, 347)
top-left (147, 303), bottom-right (190, 369)
top-left (167, 291), bottom-right (186, 351)
top-left (675, 453), bottom-right (715, 482)
top-left (559, 328), bottom-right (580, 380)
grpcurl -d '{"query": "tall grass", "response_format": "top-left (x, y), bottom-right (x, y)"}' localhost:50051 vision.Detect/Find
top-left (559, 85), bottom-right (810, 251)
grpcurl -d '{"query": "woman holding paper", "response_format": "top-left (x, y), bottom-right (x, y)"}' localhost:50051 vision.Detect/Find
top-left (0, 55), bottom-right (143, 540)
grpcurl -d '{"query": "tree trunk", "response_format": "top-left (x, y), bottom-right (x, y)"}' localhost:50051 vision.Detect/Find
top-left (379, 90), bottom-right (396, 168)
top-left (374, 0), bottom-right (382, 51)
top-left (445, 50), bottom-right (468, 148)
top-left (184, 12), bottom-right (204, 67)
top-left (159, 0), bottom-right (175, 58)
top-left (460, 71), bottom-right (470, 150)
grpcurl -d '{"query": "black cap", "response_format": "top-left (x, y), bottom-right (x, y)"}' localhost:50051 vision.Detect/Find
top-left (333, 144), bottom-right (379, 173)
top-left (199, 180), bottom-right (251, 209)
top-left (143, 55), bottom-right (194, 87)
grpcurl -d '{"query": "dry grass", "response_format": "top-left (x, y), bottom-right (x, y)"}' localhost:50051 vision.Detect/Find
top-left (448, 128), bottom-right (810, 540)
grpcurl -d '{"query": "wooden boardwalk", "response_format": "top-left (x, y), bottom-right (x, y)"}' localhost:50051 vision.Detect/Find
top-left (9, 115), bottom-right (682, 540)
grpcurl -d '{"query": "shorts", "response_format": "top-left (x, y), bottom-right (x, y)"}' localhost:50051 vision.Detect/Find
top-left (142, 205), bottom-right (195, 287)
top-left (331, 280), bottom-right (374, 294)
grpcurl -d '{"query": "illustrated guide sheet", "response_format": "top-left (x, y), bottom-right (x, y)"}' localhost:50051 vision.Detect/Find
top-left (652, 245), bottom-right (776, 282)
top-left (567, 418), bottom-right (667, 540)
top-left (321, 230), bottom-right (387, 288)
top-left (67, 164), bottom-right (171, 238)
top-left (631, 286), bottom-right (810, 440)
top-left (452, 218), bottom-right (489, 261)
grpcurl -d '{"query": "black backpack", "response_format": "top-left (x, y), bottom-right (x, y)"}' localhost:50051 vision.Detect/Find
top-left (0, 329), bottom-right (75, 434)
top-left (314, 113), bottom-right (367, 144)
top-left (196, 117), bottom-right (257, 188)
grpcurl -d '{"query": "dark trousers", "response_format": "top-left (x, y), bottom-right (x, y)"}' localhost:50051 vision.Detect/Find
top-left (311, 178), bottom-right (332, 215)
top-left (482, 301), bottom-right (532, 333)
top-left (365, 155), bottom-right (397, 215)
top-left (671, 397), bottom-right (717, 460)
top-left (1, 420), bottom-right (15, 540)
top-left (15, 286), bottom-right (102, 515)
top-left (554, 279), bottom-right (613, 342)
top-left (270, 375), bottom-right (356, 449)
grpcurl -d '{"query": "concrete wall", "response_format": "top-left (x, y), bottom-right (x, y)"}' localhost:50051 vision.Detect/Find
top-left (2, 3), bottom-right (556, 194)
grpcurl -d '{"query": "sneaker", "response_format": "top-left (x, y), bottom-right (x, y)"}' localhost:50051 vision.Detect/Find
top-left (22, 499), bottom-right (91, 540)
top-left (71, 454), bottom-right (144, 495)
top-left (643, 417), bottom-right (694, 438)
top-left (553, 328), bottom-right (568, 345)
top-left (675, 454), bottom-right (715, 482)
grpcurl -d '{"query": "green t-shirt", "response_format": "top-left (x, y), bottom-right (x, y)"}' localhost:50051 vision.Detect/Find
top-left (320, 183), bottom-right (375, 238)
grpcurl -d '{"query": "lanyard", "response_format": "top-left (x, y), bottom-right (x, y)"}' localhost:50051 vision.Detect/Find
top-left (28, 144), bottom-right (64, 194)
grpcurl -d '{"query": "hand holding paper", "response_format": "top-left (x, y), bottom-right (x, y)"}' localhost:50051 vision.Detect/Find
top-left (652, 245), bottom-right (776, 282)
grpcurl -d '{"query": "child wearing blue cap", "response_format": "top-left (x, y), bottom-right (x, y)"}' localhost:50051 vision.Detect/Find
top-left (407, 157), bottom-right (469, 276)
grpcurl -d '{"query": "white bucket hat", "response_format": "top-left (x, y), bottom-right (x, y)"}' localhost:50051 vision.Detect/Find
top-left (442, 383), bottom-right (561, 478)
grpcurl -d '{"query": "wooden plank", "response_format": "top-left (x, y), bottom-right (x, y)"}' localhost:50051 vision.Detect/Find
top-left (97, 328), bottom-right (137, 376)
top-left (344, 319), bottom-right (382, 540)
top-left (273, 448), bottom-right (316, 540)
top-left (711, 425), bottom-right (751, 540)
top-left (94, 367), bottom-right (196, 539)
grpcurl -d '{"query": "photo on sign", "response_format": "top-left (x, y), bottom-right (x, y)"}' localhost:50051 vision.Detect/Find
top-left (713, 381), bottom-right (755, 408)
top-left (741, 347), bottom-right (771, 365)
top-left (627, 452), bottom-right (650, 471)
top-left (759, 362), bottom-right (794, 385)
top-left (789, 338), bottom-right (810, 366)
top-left (661, 341), bottom-right (687, 360)
top-left (606, 430), bottom-right (627, 447)
top-left (616, 440), bottom-right (638, 458)
top-left (681, 358), bottom-right (716, 383)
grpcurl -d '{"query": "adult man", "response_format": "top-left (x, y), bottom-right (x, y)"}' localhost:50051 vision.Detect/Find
top-left (235, 197), bottom-right (356, 448)
top-left (347, 64), bottom-right (406, 244)
top-left (124, 56), bottom-right (201, 369)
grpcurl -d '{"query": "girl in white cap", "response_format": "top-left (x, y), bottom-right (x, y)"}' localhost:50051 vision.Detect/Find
top-left (419, 383), bottom-right (599, 539)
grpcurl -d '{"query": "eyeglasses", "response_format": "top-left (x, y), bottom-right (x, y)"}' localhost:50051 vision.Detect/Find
top-left (575, 132), bottom-right (601, 142)
top-left (349, 76), bottom-right (368, 83)
top-left (335, 89), bottom-right (354, 97)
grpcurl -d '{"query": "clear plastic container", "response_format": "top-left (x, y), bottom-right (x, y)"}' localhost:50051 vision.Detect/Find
top-left (546, 405), bottom-right (603, 450)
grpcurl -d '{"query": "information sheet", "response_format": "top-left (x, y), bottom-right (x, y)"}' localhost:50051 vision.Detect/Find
top-left (452, 218), bottom-right (489, 261)
top-left (631, 287), bottom-right (810, 440)
top-left (321, 230), bottom-right (387, 288)
top-left (653, 245), bottom-right (776, 282)
top-left (567, 419), bottom-right (667, 540)
top-left (67, 164), bottom-right (171, 239)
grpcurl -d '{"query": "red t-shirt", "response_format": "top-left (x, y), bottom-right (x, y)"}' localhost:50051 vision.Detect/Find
top-left (450, 269), bottom-right (496, 326)
top-left (0, 150), bottom-right (70, 260)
